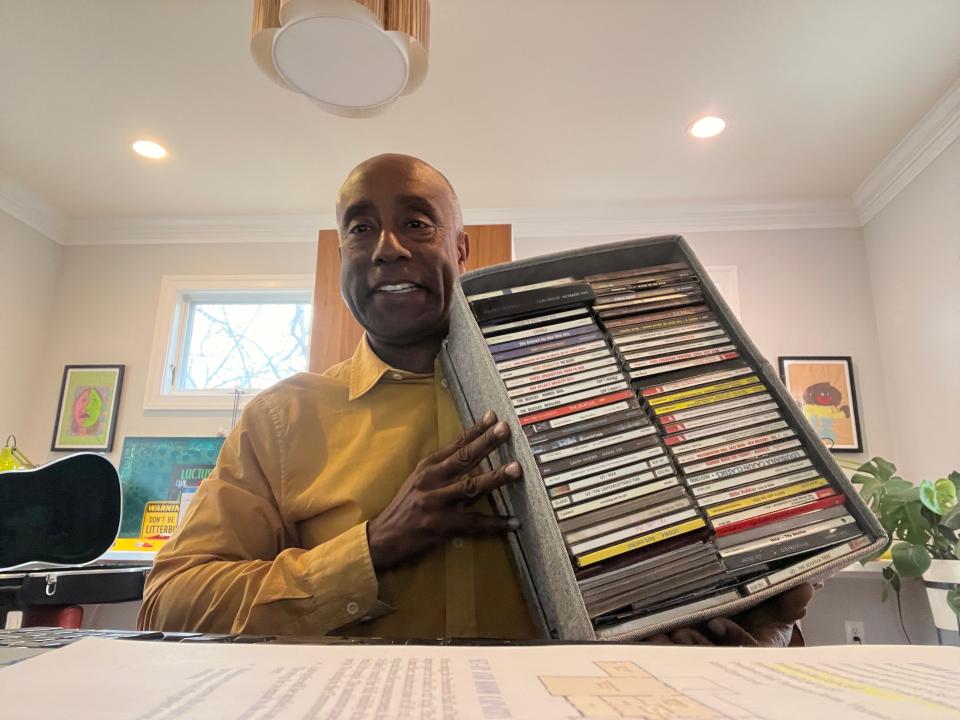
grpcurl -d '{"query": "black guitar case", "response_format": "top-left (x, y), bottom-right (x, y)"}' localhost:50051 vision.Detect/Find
top-left (0, 453), bottom-right (121, 570)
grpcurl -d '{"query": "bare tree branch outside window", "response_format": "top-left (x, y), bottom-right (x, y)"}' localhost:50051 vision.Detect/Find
top-left (180, 303), bottom-right (312, 391)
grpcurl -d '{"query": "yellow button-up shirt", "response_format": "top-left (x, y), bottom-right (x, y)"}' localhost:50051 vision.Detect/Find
top-left (138, 339), bottom-right (537, 639)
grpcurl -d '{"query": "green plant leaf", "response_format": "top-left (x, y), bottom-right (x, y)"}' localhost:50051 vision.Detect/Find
top-left (891, 542), bottom-right (931, 578)
top-left (874, 457), bottom-right (897, 481)
top-left (936, 478), bottom-right (958, 512)
top-left (943, 504), bottom-right (960, 531)
top-left (885, 480), bottom-right (916, 502)
top-left (904, 502), bottom-right (932, 545)
top-left (856, 459), bottom-right (879, 476)
top-left (947, 589), bottom-right (960, 619)
top-left (954, 539), bottom-right (960, 561)
top-left (851, 473), bottom-right (874, 486)
top-left (948, 471), bottom-right (960, 494)
top-left (920, 480), bottom-right (942, 514)
top-left (881, 566), bottom-right (901, 594)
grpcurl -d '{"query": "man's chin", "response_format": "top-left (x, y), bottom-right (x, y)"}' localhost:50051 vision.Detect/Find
top-left (365, 316), bottom-right (448, 347)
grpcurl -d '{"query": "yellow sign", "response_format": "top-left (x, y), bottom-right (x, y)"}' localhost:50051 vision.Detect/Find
top-left (139, 501), bottom-right (180, 539)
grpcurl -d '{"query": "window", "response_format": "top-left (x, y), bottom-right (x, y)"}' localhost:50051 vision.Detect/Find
top-left (145, 276), bottom-right (315, 410)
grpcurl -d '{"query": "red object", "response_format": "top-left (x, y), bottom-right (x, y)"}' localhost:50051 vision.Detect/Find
top-left (715, 494), bottom-right (845, 537)
top-left (22, 605), bottom-right (84, 629)
top-left (519, 389), bottom-right (633, 426)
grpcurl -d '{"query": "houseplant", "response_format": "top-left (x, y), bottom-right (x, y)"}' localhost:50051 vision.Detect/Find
top-left (851, 457), bottom-right (960, 642)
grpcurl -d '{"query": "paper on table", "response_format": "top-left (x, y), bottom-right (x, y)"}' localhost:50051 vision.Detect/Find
top-left (1, 638), bottom-right (958, 720)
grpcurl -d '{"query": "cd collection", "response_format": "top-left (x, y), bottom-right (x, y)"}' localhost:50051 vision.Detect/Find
top-left (467, 261), bottom-right (870, 630)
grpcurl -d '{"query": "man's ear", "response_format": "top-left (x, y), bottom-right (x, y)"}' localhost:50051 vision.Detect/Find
top-left (457, 231), bottom-right (470, 273)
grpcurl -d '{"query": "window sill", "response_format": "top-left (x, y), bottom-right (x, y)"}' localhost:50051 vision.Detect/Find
top-left (143, 392), bottom-right (258, 412)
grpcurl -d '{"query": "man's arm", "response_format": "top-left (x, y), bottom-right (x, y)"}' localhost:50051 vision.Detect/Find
top-left (138, 394), bottom-right (379, 636)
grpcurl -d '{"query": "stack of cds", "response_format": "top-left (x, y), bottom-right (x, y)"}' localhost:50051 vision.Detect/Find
top-left (467, 260), bottom-right (870, 632)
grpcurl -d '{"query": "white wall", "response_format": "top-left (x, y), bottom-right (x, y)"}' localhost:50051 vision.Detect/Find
top-left (0, 210), bottom-right (62, 451)
top-left (22, 241), bottom-right (316, 465)
top-left (516, 228), bottom-right (893, 463)
top-left (864, 137), bottom-right (960, 482)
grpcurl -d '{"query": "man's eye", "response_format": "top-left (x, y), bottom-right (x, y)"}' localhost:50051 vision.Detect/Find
top-left (349, 224), bottom-right (372, 235)
top-left (405, 219), bottom-right (436, 237)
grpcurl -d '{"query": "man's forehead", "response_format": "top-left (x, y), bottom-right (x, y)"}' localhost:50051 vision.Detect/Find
top-left (342, 166), bottom-right (444, 201)
top-left (338, 156), bottom-right (456, 209)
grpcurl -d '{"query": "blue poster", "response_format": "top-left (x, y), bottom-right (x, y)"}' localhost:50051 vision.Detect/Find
top-left (116, 436), bottom-right (224, 538)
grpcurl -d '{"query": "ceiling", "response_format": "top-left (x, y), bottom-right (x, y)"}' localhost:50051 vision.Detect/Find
top-left (1, 0), bottom-right (958, 221)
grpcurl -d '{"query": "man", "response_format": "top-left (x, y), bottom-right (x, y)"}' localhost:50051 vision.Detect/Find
top-left (139, 154), bottom-right (813, 646)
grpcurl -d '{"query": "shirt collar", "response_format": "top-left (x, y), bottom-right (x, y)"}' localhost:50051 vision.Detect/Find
top-left (348, 336), bottom-right (435, 401)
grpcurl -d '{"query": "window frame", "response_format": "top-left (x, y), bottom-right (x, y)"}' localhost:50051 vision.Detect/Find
top-left (144, 275), bottom-right (315, 411)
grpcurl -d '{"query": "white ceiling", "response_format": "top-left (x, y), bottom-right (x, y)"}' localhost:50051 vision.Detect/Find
top-left (1, 0), bottom-right (958, 221)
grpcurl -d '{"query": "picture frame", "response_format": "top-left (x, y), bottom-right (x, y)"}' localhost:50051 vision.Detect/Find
top-left (778, 356), bottom-right (862, 453)
top-left (51, 364), bottom-right (125, 452)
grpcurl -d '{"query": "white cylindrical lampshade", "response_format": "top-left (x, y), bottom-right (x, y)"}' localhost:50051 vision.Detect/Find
top-left (279, 0), bottom-right (385, 26)
top-left (251, 0), bottom-right (430, 115)
top-left (250, 0), bottom-right (290, 88)
top-left (272, 14), bottom-right (410, 109)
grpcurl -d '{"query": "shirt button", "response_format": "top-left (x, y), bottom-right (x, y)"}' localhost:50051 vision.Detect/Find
top-left (346, 601), bottom-right (359, 615)
top-left (440, 378), bottom-right (449, 389)
top-left (452, 538), bottom-right (464, 549)
top-left (391, 373), bottom-right (403, 381)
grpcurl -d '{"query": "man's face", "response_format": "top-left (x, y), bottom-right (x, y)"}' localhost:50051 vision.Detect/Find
top-left (337, 156), bottom-right (468, 346)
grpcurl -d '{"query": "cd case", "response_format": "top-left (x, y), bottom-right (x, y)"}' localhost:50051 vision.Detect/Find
top-left (439, 235), bottom-right (886, 641)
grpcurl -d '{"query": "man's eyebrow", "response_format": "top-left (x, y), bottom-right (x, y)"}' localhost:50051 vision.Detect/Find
top-left (396, 195), bottom-right (440, 220)
top-left (340, 199), bottom-right (376, 226)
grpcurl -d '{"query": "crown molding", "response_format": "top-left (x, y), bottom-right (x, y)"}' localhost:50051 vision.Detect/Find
top-left (0, 171), bottom-right (68, 243)
top-left (63, 200), bottom-right (861, 246)
top-left (854, 79), bottom-right (960, 225)
top-left (466, 200), bottom-right (861, 239)
top-left (66, 213), bottom-right (336, 246)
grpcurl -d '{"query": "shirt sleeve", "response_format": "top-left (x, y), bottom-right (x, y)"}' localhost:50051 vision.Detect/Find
top-left (137, 393), bottom-right (380, 636)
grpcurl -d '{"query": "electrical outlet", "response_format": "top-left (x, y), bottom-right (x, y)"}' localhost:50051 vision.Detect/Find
top-left (844, 620), bottom-right (865, 645)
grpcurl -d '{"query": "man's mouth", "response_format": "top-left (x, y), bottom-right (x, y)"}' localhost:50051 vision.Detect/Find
top-left (375, 282), bottom-right (422, 295)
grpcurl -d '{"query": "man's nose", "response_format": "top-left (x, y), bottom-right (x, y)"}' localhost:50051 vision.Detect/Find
top-left (371, 228), bottom-right (412, 263)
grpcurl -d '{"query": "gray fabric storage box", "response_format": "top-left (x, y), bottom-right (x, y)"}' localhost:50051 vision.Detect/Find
top-left (440, 235), bottom-right (886, 641)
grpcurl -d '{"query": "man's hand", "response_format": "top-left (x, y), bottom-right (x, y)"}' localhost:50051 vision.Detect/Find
top-left (367, 411), bottom-right (522, 572)
top-left (644, 583), bottom-right (815, 647)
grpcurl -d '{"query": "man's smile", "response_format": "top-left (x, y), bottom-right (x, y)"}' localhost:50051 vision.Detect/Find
top-left (376, 282), bottom-right (421, 295)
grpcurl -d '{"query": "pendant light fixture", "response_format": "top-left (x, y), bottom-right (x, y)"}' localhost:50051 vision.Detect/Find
top-left (251, 0), bottom-right (430, 118)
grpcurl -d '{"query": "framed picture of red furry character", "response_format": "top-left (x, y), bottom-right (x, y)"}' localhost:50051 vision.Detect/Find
top-left (778, 356), bottom-right (863, 453)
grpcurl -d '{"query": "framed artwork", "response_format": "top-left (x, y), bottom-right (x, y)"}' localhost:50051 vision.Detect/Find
top-left (778, 356), bottom-right (863, 453)
top-left (51, 364), bottom-right (125, 451)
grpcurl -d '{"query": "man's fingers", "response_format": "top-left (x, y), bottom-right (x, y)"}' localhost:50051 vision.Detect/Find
top-left (459, 512), bottom-right (520, 536)
top-left (435, 420), bottom-right (511, 478)
top-left (667, 627), bottom-right (714, 646)
top-left (426, 411), bottom-right (497, 465)
top-left (705, 618), bottom-right (760, 647)
top-left (435, 462), bottom-right (523, 504)
top-left (769, 583), bottom-right (815, 623)
top-left (642, 634), bottom-right (675, 645)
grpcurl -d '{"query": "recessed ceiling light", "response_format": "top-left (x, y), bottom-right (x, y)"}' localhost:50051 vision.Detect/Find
top-left (688, 116), bottom-right (726, 139)
top-left (131, 140), bottom-right (168, 159)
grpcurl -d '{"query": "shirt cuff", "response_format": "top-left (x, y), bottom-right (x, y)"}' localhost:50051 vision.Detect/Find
top-left (302, 521), bottom-right (380, 628)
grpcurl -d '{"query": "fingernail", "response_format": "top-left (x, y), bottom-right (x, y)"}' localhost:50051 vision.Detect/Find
top-left (708, 619), bottom-right (725, 636)
top-left (507, 517), bottom-right (521, 530)
top-left (493, 421), bottom-right (509, 438)
top-left (482, 411), bottom-right (495, 423)
top-left (505, 462), bottom-right (521, 477)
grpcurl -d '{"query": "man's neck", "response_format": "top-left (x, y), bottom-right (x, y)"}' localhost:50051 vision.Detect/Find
top-left (368, 335), bottom-right (442, 374)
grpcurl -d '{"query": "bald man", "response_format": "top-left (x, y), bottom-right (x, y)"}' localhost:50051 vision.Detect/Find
top-left (139, 154), bottom-right (812, 645)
